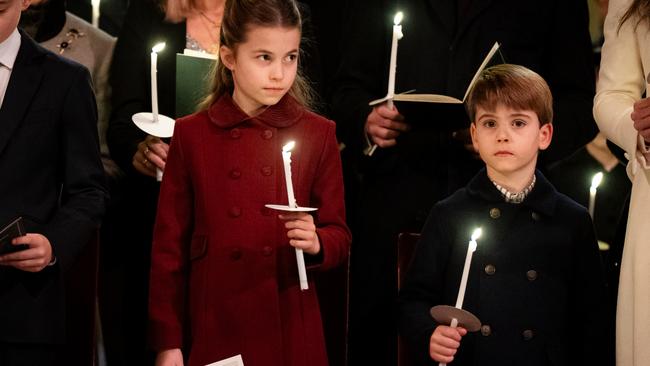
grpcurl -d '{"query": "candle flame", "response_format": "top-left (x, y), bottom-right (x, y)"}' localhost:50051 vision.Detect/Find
top-left (152, 42), bottom-right (166, 53)
top-left (283, 141), bottom-right (295, 152)
top-left (394, 11), bottom-right (404, 25)
top-left (590, 172), bottom-right (603, 190)
top-left (471, 228), bottom-right (482, 241)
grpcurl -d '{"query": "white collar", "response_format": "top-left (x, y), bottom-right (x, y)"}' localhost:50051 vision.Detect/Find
top-left (0, 29), bottom-right (21, 70)
top-left (491, 175), bottom-right (537, 204)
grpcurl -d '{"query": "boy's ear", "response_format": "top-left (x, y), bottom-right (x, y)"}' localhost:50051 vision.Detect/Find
top-left (538, 123), bottom-right (553, 151)
top-left (470, 122), bottom-right (479, 152)
top-left (220, 46), bottom-right (236, 71)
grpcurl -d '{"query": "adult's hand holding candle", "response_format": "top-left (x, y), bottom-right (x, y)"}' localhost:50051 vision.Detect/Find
top-left (367, 11), bottom-right (404, 157)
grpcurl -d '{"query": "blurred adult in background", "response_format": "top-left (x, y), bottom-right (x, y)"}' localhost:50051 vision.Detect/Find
top-left (65, 0), bottom-right (129, 36)
top-left (594, 0), bottom-right (650, 364)
top-left (332, 1), bottom-right (598, 365)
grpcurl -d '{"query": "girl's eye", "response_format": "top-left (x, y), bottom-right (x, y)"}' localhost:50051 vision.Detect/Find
top-left (284, 54), bottom-right (298, 62)
top-left (257, 54), bottom-right (271, 61)
top-left (512, 119), bottom-right (527, 127)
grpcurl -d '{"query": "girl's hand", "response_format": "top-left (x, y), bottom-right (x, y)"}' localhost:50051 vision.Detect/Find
top-left (0, 234), bottom-right (53, 272)
top-left (631, 97), bottom-right (650, 143)
top-left (279, 212), bottom-right (320, 255)
top-left (132, 135), bottom-right (169, 177)
top-left (429, 325), bottom-right (467, 363)
top-left (155, 348), bottom-right (184, 366)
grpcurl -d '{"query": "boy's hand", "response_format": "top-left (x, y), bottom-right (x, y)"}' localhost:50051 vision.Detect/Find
top-left (279, 213), bottom-right (320, 255)
top-left (631, 97), bottom-right (650, 143)
top-left (365, 103), bottom-right (409, 148)
top-left (155, 348), bottom-right (184, 366)
top-left (0, 234), bottom-right (53, 272)
top-left (133, 135), bottom-right (169, 177)
top-left (429, 325), bottom-right (467, 363)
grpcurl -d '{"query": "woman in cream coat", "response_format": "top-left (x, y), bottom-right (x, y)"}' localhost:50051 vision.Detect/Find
top-left (594, 0), bottom-right (650, 365)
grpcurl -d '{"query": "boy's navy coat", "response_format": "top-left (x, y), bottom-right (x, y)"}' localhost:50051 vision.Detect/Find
top-left (0, 31), bottom-right (107, 343)
top-left (399, 169), bottom-right (610, 366)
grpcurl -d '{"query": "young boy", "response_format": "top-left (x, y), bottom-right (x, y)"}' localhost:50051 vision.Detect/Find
top-left (398, 64), bottom-right (610, 366)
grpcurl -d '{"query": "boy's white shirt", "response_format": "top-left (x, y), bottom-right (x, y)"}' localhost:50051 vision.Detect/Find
top-left (0, 28), bottom-right (21, 108)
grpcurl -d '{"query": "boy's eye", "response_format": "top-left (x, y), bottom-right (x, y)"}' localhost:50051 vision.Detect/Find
top-left (512, 119), bottom-right (527, 127)
top-left (482, 120), bottom-right (496, 128)
top-left (257, 54), bottom-right (271, 61)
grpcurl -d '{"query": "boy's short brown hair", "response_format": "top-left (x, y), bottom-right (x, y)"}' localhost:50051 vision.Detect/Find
top-left (466, 64), bottom-right (553, 125)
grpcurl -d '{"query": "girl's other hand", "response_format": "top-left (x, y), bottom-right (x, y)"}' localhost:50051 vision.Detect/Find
top-left (155, 348), bottom-right (184, 366)
top-left (133, 135), bottom-right (170, 177)
top-left (429, 325), bottom-right (467, 363)
top-left (279, 212), bottom-right (320, 255)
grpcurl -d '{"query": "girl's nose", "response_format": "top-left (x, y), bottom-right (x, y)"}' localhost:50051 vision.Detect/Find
top-left (270, 62), bottom-right (284, 80)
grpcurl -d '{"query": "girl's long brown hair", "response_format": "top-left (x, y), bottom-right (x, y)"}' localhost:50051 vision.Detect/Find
top-left (199, 0), bottom-right (315, 111)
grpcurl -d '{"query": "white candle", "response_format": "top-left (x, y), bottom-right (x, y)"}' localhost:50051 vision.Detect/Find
top-left (91, 0), bottom-right (100, 28)
top-left (282, 141), bottom-right (297, 208)
top-left (439, 228), bottom-right (481, 366)
top-left (455, 228), bottom-right (482, 309)
top-left (281, 141), bottom-right (308, 290)
top-left (368, 11), bottom-right (404, 157)
top-left (151, 43), bottom-right (166, 123)
top-left (589, 172), bottom-right (603, 218)
top-left (387, 11), bottom-right (404, 110)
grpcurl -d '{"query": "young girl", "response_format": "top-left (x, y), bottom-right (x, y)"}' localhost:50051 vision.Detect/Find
top-left (147, 1), bottom-right (351, 365)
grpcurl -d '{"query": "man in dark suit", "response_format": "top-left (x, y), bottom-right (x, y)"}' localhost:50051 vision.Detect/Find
top-left (0, 0), bottom-right (107, 363)
top-left (332, 1), bottom-right (597, 365)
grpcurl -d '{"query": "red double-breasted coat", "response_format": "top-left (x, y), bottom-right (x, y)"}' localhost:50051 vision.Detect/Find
top-left (148, 94), bottom-right (351, 366)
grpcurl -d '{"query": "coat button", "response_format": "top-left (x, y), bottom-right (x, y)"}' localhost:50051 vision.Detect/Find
top-left (531, 212), bottom-right (541, 221)
top-left (522, 329), bottom-right (534, 341)
top-left (489, 208), bottom-right (501, 219)
top-left (480, 324), bottom-right (492, 336)
top-left (484, 264), bottom-right (496, 275)
top-left (262, 246), bottom-right (273, 256)
top-left (230, 248), bottom-right (242, 260)
top-left (261, 129), bottom-right (273, 140)
top-left (261, 166), bottom-right (273, 176)
top-left (260, 206), bottom-right (272, 216)
top-left (229, 169), bottom-right (241, 179)
top-left (526, 270), bottom-right (538, 281)
top-left (230, 128), bottom-right (241, 139)
top-left (229, 206), bottom-right (242, 217)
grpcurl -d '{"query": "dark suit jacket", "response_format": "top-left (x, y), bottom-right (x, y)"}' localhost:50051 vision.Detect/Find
top-left (399, 170), bottom-right (609, 366)
top-left (0, 30), bottom-right (107, 344)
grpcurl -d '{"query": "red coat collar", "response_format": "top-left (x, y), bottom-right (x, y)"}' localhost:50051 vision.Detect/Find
top-left (207, 93), bottom-right (304, 128)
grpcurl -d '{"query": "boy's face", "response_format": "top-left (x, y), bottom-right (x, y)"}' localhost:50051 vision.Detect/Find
top-left (470, 104), bottom-right (552, 181)
top-left (0, 0), bottom-right (30, 43)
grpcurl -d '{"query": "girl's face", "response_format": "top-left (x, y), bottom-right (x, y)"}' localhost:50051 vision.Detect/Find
top-left (221, 25), bottom-right (300, 116)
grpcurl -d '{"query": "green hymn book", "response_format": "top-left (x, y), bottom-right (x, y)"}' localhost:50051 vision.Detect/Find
top-left (175, 49), bottom-right (218, 118)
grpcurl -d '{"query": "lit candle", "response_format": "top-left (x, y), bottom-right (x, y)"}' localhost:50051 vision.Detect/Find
top-left (282, 141), bottom-right (308, 290)
top-left (282, 141), bottom-right (297, 208)
top-left (368, 11), bottom-right (403, 157)
top-left (151, 42), bottom-right (166, 123)
top-left (91, 0), bottom-right (100, 28)
top-left (387, 11), bottom-right (404, 110)
top-left (439, 228), bottom-right (482, 366)
top-left (589, 172), bottom-right (603, 219)
top-left (455, 228), bottom-right (482, 309)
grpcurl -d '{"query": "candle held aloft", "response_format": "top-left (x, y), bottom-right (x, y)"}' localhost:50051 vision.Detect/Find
top-left (151, 42), bottom-right (166, 123)
top-left (368, 11), bottom-right (404, 157)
